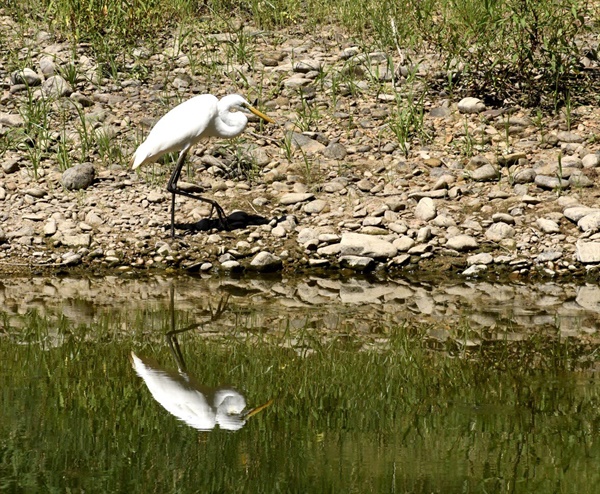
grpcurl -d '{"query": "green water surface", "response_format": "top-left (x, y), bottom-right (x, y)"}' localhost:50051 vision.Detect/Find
top-left (1, 277), bottom-right (600, 493)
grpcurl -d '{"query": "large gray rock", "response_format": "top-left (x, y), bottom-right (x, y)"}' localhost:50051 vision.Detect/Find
top-left (556, 131), bottom-right (584, 143)
top-left (471, 164), bottom-right (498, 182)
top-left (323, 143), bottom-right (347, 160)
top-left (62, 164), bottom-right (95, 190)
top-left (414, 197), bottom-right (436, 221)
top-left (578, 212), bottom-right (600, 232)
top-left (2, 157), bottom-right (20, 173)
top-left (61, 233), bottom-right (91, 248)
top-left (280, 192), bottom-right (315, 205)
top-left (42, 75), bottom-right (72, 97)
top-left (249, 251), bottom-right (283, 272)
top-left (0, 112), bottom-right (24, 127)
top-left (393, 236), bottom-right (415, 252)
top-left (10, 68), bottom-right (42, 86)
top-left (446, 234), bottom-right (478, 251)
top-left (287, 131), bottom-right (325, 154)
top-left (564, 207), bottom-right (600, 223)
top-left (582, 153), bottom-right (600, 168)
top-left (575, 286), bottom-right (600, 310)
top-left (467, 252), bottom-right (494, 265)
top-left (485, 222), bottom-right (515, 242)
top-left (339, 255), bottom-right (375, 271)
top-left (576, 241), bottom-right (600, 263)
top-left (297, 228), bottom-right (318, 245)
top-left (536, 218), bottom-right (560, 234)
top-left (340, 232), bottom-right (397, 259)
top-left (534, 175), bottom-right (569, 190)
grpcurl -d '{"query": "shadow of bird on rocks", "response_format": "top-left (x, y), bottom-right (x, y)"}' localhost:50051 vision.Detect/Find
top-left (173, 210), bottom-right (270, 234)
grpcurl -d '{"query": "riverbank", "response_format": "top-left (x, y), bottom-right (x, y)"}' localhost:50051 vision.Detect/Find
top-left (2, 10), bottom-right (600, 280)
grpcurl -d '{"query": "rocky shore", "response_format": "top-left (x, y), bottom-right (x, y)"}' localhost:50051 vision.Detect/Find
top-left (2, 16), bottom-right (600, 279)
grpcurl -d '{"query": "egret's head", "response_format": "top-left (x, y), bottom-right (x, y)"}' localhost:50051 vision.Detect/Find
top-left (214, 391), bottom-right (247, 431)
top-left (221, 94), bottom-right (275, 124)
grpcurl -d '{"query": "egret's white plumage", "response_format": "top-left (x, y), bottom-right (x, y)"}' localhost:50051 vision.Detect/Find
top-left (131, 93), bottom-right (274, 236)
top-left (131, 352), bottom-right (270, 431)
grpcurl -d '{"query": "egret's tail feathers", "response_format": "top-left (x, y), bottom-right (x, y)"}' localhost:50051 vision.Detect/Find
top-left (132, 142), bottom-right (156, 169)
top-left (132, 147), bottom-right (146, 170)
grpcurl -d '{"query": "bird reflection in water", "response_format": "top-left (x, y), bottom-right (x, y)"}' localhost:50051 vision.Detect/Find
top-left (131, 292), bottom-right (272, 431)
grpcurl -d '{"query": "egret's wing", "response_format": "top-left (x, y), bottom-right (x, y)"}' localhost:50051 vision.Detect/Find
top-left (132, 94), bottom-right (219, 168)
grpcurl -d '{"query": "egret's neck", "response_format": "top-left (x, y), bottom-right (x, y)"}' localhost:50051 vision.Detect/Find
top-left (215, 107), bottom-right (247, 138)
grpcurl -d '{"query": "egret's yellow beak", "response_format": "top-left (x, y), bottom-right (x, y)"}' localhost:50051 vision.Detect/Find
top-left (245, 398), bottom-right (274, 419)
top-left (248, 105), bottom-right (275, 124)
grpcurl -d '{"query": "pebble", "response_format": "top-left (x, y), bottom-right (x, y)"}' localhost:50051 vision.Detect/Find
top-left (24, 188), bottom-right (47, 198)
top-left (497, 153), bottom-right (527, 166)
top-left (44, 220), bottom-right (57, 236)
top-left (62, 164), bottom-right (95, 191)
top-left (492, 213), bottom-right (515, 224)
top-left (513, 168), bottom-right (536, 184)
top-left (323, 143), bottom-right (347, 160)
top-left (280, 193), bottom-right (315, 205)
top-left (564, 207), bottom-right (600, 223)
top-left (457, 97), bottom-right (486, 114)
top-left (0, 113), bottom-right (24, 127)
top-left (220, 260), bottom-right (241, 271)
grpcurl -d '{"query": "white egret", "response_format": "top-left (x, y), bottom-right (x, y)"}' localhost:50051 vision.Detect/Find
top-left (132, 94), bottom-right (275, 237)
top-left (131, 352), bottom-right (272, 431)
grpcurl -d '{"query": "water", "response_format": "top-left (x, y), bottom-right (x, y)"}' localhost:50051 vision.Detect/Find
top-left (1, 275), bottom-right (600, 492)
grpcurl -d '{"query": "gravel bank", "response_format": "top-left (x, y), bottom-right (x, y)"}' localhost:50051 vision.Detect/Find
top-left (2, 16), bottom-right (600, 280)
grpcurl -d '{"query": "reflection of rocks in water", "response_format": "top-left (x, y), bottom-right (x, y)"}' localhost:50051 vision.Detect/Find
top-left (131, 352), bottom-right (270, 431)
top-left (2, 276), bottom-right (600, 342)
top-left (61, 299), bottom-right (96, 323)
top-left (576, 286), bottom-right (600, 311)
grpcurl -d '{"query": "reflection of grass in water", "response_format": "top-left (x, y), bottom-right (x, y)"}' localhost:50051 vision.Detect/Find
top-left (2, 310), bottom-right (600, 492)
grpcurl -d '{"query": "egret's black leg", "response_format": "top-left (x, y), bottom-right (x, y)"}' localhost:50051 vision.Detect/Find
top-left (166, 149), bottom-right (230, 237)
top-left (166, 150), bottom-right (188, 238)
